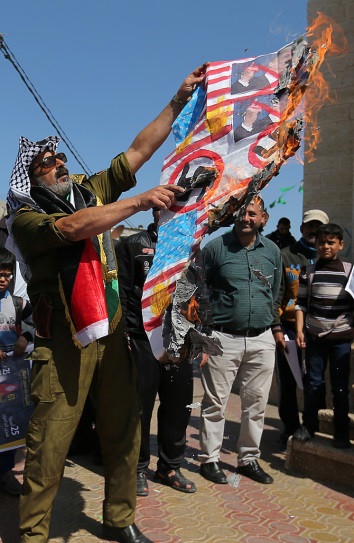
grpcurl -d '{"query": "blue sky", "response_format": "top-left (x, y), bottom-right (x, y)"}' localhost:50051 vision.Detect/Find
top-left (1, 0), bottom-right (308, 238)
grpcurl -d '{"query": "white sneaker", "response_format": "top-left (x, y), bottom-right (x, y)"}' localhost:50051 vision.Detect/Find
top-left (0, 470), bottom-right (23, 496)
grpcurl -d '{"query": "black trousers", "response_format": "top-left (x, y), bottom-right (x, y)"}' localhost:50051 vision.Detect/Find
top-left (130, 335), bottom-right (194, 473)
top-left (276, 324), bottom-right (302, 436)
top-left (276, 323), bottom-right (326, 436)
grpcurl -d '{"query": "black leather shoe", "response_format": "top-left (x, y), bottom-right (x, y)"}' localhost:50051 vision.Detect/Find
top-left (293, 425), bottom-right (313, 443)
top-left (333, 437), bottom-right (351, 449)
top-left (236, 460), bottom-right (273, 484)
top-left (200, 462), bottom-right (227, 484)
top-left (136, 472), bottom-right (149, 496)
top-left (102, 523), bottom-right (153, 543)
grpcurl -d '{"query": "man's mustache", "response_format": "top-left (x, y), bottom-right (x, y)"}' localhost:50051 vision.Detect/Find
top-left (55, 166), bottom-right (69, 179)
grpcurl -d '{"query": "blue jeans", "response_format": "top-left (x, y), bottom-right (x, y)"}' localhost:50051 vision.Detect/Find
top-left (303, 336), bottom-right (351, 439)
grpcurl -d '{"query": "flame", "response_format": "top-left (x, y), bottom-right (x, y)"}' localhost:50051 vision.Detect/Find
top-left (281, 12), bottom-right (348, 163)
top-left (203, 17), bottom-right (347, 227)
top-left (304, 12), bottom-right (348, 161)
top-left (181, 294), bottom-right (201, 324)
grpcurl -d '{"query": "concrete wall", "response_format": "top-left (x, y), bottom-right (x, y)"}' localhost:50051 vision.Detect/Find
top-left (305, 0), bottom-right (354, 262)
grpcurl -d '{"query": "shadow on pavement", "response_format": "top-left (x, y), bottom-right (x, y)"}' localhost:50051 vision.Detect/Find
top-left (49, 476), bottom-right (102, 541)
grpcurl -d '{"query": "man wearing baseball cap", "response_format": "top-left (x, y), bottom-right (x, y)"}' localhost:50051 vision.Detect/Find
top-left (302, 209), bottom-right (330, 225)
top-left (271, 209), bottom-right (329, 451)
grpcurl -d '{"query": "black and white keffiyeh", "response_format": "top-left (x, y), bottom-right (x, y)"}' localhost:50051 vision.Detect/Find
top-left (6, 135), bottom-right (60, 279)
top-left (7, 135), bottom-right (60, 213)
top-left (5, 136), bottom-right (122, 346)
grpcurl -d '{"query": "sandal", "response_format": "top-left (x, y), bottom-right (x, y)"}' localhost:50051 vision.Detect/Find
top-left (136, 472), bottom-right (149, 496)
top-left (154, 468), bottom-right (197, 493)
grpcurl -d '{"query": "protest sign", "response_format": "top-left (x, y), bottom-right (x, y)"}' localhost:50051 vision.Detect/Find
top-left (0, 354), bottom-right (33, 451)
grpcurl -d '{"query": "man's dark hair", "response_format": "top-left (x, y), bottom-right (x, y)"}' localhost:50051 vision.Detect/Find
top-left (278, 217), bottom-right (290, 226)
top-left (315, 223), bottom-right (343, 242)
top-left (0, 247), bottom-right (15, 272)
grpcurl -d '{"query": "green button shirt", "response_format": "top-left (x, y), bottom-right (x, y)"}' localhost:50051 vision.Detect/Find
top-left (202, 228), bottom-right (282, 330)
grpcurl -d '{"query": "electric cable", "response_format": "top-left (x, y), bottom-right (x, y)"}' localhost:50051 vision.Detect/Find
top-left (0, 35), bottom-right (92, 177)
top-left (0, 35), bottom-right (137, 229)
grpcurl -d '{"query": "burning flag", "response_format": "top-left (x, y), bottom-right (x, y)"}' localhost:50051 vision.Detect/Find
top-left (142, 15), bottom-right (343, 361)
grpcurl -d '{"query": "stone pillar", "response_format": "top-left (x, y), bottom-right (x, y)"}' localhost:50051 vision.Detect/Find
top-left (305, 0), bottom-right (354, 262)
top-left (305, 1), bottom-right (354, 415)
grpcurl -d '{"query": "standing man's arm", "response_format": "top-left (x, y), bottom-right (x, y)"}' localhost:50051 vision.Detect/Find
top-left (295, 309), bottom-right (306, 348)
top-left (270, 250), bottom-right (283, 346)
top-left (272, 250), bottom-right (282, 302)
top-left (294, 266), bottom-right (308, 348)
top-left (125, 63), bottom-right (209, 175)
top-left (272, 259), bottom-right (287, 351)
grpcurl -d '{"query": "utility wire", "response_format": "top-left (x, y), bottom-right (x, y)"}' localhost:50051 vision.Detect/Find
top-left (0, 35), bottom-right (137, 229)
top-left (0, 35), bottom-right (92, 177)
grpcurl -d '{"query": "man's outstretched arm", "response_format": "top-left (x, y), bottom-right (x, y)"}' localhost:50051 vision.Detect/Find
top-left (55, 184), bottom-right (183, 242)
top-left (125, 63), bottom-right (209, 175)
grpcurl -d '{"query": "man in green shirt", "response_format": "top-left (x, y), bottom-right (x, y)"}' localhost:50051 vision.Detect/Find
top-left (6, 63), bottom-right (208, 543)
top-left (199, 196), bottom-right (281, 485)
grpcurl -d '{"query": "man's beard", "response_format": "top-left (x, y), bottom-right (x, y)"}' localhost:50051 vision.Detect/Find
top-left (34, 174), bottom-right (73, 197)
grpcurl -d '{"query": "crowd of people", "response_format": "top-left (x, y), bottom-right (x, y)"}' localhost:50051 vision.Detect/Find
top-left (0, 62), bottom-right (353, 543)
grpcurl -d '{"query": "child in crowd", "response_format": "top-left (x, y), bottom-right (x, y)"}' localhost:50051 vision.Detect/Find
top-left (0, 248), bottom-right (33, 495)
top-left (294, 223), bottom-right (353, 448)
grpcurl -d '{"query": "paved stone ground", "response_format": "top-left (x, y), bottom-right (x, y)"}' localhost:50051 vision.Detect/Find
top-left (1, 371), bottom-right (353, 543)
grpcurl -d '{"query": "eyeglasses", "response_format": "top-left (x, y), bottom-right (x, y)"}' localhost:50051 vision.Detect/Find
top-left (0, 273), bottom-right (13, 280)
top-left (32, 152), bottom-right (67, 171)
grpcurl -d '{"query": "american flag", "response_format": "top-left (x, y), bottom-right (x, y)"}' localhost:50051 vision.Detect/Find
top-left (142, 38), bottom-right (310, 359)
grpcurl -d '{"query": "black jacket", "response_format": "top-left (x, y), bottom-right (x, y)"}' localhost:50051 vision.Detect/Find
top-left (266, 229), bottom-right (296, 250)
top-left (272, 239), bottom-right (317, 328)
top-left (115, 223), bottom-right (157, 337)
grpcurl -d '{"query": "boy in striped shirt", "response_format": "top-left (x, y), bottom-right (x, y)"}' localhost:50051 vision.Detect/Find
top-left (294, 223), bottom-right (353, 449)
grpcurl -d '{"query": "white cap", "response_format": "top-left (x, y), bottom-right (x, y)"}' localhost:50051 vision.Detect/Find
top-left (302, 209), bottom-right (329, 224)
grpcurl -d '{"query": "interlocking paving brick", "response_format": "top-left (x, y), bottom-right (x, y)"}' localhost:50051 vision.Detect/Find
top-left (1, 374), bottom-right (353, 543)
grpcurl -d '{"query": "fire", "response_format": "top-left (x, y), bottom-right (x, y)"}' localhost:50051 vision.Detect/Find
top-left (283, 12), bottom-right (348, 163)
top-left (181, 294), bottom-right (201, 324)
top-left (302, 12), bottom-right (347, 161)
top-left (204, 14), bottom-right (348, 228)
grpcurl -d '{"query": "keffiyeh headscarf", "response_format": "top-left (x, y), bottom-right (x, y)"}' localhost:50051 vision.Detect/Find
top-left (6, 136), bottom-right (60, 276)
top-left (6, 135), bottom-right (122, 349)
top-left (7, 135), bottom-right (61, 213)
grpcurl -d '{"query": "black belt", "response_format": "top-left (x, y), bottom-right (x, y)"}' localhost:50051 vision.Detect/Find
top-left (213, 325), bottom-right (269, 337)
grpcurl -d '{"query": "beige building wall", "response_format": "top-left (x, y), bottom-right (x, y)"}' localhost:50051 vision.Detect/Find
top-left (305, 0), bottom-right (354, 262)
